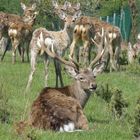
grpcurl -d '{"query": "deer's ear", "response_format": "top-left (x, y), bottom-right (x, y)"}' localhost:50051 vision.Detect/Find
top-left (72, 10), bottom-right (81, 21)
top-left (21, 3), bottom-right (26, 10)
top-left (64, 65), bottom-right (79, 78)
top-left (32, 3), bottom-right (37, 10)
top-left (75, 3), bottom-right (80, 10)
top-left (62, 1), bottom-right (69, 10)
top-left (52, 0), bottom-right (58, 8)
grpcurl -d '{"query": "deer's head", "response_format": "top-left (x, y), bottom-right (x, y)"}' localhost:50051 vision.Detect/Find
top-left (37, 31), bottom-right (105, 92)
top-left (58, 10), bottom-right (81, 30)
top-left (21, 3), bottom-right (38, 24)
top-left (52, 0), bottom-right (81, 15)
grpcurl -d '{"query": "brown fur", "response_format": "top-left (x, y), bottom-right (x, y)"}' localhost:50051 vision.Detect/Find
top-left (29, 87), bottom-right (88, 131)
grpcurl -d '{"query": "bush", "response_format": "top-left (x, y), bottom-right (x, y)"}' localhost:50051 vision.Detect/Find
top-left (109, 88), bottom-right (128, 119)
top-left (126, 59), bottom-right (140, 75)
top-left (95, 84), bottom-right (113, 103)
top-left (132, 97), bottom-right (140, 138)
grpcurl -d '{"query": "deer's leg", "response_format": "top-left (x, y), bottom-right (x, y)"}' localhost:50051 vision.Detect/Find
top-left (83, 41), bottom-right (90, 66)
top-left (26, 43), bottom-right (30, 62)
top-left (26, 49), bottom-right (37, 90)
top-left (109, 45), bottom-right (116, 72)
top-left (1, 38), bottom-right (10, 61)
top-left (79, 47), bottom-right (84, 64)
top-left (20, 45), bottom-right (25, 63)
top-left (114, 46), bottom-right (120, 70)
top-left (11, 38), bottom-right (20, 64)
top-left (76, 108), bottom-right (89, 130)
top-left (69, 35), bottom-right (79, 60)
top-left (54, 59), bottom-right (63, 87)
top-left (44, 54), bottom-right (50, 87)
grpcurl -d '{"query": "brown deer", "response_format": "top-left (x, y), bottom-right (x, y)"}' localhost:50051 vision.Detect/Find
top-left (20, 31), bottom-right (105, 132)
top-left (68, 11), bottom-right (122, 71)
top-left (26, 10), bottom-right (81, 90)
top-left (0, 3), bottom-right (38, 63)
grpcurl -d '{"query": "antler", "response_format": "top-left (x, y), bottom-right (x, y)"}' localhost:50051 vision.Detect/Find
top-left (37, 32), bottom-right (79, 70)
top-left (89, 28), bottom-right (106, 68)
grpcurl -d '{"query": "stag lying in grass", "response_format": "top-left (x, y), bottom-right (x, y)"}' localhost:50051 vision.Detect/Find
top-left (26, 10), bottom-right (81, 89)
top-left (20, 31), bottom-right (105, 132)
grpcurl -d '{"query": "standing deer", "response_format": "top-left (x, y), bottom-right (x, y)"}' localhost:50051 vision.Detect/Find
top-left (68, 13), bottom-right (122, 71)
top-left (0, 3), bottom-right (38, 63)
top-left (26, 10), bottom-right (81, 90)
top-left (51, 0), bottom-right (81, 31)
top-left (20, 31), bottom-right (105, 132)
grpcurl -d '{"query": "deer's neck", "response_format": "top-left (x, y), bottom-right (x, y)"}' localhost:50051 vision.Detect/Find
top-left (22, 16), bottom-right (35, 27)
top-left (62, 24), bottom-right (73, 45)
top-left (69, 81), bottom-right (91, 108)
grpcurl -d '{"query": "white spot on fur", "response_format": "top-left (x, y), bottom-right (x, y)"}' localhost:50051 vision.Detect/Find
top-left (59, 122), bottom-right (75, 132)
top-left (44, 38), bottom-right (53, 46)
top-left (108, 33), bottom-right (117, 39)
top-left (8, 29), bottom-right (17, 36)
top-left (138, 34), bottom-right (140, 40)
top-left (59, 127), bottom-right (64, 132)
top-left (63, 122), bottom-right (75, 132)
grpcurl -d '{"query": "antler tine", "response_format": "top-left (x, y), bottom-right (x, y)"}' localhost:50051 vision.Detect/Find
top-left (38, 32), bottom-right (79, 70)
top-left (89, 28), bottom-right (106, 69)
top-left (88, 48), bottom-right (105, 69)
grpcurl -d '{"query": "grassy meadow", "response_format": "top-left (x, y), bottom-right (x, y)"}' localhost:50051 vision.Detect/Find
top-left (0, 52), bottom-right (140, 140)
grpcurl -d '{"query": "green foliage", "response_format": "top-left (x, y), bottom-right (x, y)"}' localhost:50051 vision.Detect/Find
top-left (126, 59), bottom-right (140, 75)
top-left (132, 97), bottom-right (140, 138)
top-left (95, 84), bottom-right (113, 103)
top-left (109, 88), bottom-right (128, 119)
top-left (0, 0), bottom-right (20, 14)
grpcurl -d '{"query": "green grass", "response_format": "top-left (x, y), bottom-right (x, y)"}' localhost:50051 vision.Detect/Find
top-left (0, 52), bottom-right (140, 140)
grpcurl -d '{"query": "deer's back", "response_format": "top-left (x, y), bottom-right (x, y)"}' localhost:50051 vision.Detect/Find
top-left (30, 87), bottom-right (82, 130)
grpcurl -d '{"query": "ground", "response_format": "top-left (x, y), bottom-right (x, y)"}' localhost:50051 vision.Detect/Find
top-left (0, 52), bottom-right (140, 140)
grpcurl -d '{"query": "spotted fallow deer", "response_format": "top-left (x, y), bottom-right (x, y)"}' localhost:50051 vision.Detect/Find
top-left (68, 13), bottom-right (122, 71)
top-left (26, 10), bottom-right (81, 90)
top-left (0, 3), bottom-right (38, 63)
top-left (19, 30), bottom-right (105, 132)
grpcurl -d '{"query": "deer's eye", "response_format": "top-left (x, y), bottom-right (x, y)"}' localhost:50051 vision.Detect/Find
top-left (79, 77), bottom-right (84, 80)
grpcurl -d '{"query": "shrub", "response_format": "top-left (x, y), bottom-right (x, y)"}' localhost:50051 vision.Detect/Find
top-left (126, 58), bottom-right (140, 75)
top-left (109, 88), bottom-right (128, 119)
top-left (132, 97), bottom-right (140, 138)
top-left (95, 84), bottom-right (113, 103)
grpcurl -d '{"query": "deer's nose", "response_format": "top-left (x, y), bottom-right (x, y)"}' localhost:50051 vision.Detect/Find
top-left (90, 83), bottom-right (97, 90)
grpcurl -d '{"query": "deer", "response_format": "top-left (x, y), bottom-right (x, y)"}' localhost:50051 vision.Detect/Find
top-left (67, 7), bottom-right (122, 72)
top-left (17, 30), bottom-right (105, 132)
top-left (51, 0), bottom-right (81, 31)
top-left (26, 10), bottom-right (82, 90)
top-left (121, 33), bottom-right (140, 64)
top-left (52, 0), bottom-right (80, 15)
top-left (0, 3), bottom-right (38, 63)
